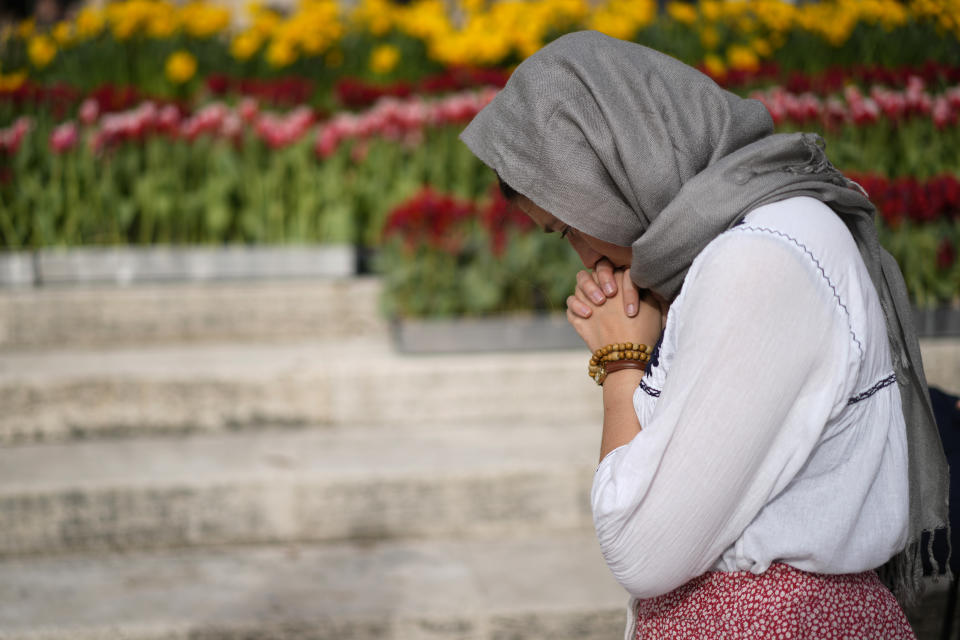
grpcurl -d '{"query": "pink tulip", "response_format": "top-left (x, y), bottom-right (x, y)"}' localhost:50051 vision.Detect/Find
top-left (79, 98), bottom-right (100, 126)
top-left (220, 112), bottom-right (243, 141)
top-left (1, 116), bottom-right (33, 154)
top-left (49, 121), bottom-right (79, 153)
top-left (314, 126), bottom-right (340, 158)
top-left (238, 97), bottom-right (259, 123)
top-left (157, 104), bottom-right (181, 136)
top-left (932, 96), bottom-right (956, 129)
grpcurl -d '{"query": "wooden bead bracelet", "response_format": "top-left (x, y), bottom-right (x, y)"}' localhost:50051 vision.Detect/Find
top-left (588, 342), bottom-right (652, 386)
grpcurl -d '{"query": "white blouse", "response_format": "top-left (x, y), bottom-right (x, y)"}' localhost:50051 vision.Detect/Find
top-left (591, 196), bottom-right (910, 626)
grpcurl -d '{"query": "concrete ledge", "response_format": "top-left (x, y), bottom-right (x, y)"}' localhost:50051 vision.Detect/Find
top-left (0, 424), bottom-right (597, 555)
top-left (0, 245), bottom-right (356, 288)
top-left (0, 278), bottom-right (386, 349)
top-left (0, 532), bottom-right (625, 640)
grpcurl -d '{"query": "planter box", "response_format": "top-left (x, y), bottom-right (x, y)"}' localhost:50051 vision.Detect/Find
top-left (391, 313), bottom-right (583, 353)
top-left (0, 245), bottom-right (356, 287)
top-left (915, 306), bottom-right (960, 338)
top-left (393, 306), bottom-right (960, 353)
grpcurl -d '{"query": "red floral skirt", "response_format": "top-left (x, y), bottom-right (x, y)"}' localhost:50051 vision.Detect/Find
top-left (635, 563), bottom-right (915, 639)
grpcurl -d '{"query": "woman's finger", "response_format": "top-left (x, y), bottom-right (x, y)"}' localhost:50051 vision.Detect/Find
top-left (576, 269), bottom-right (606, 305)
top-left (567, 294), bottom-right (593, 318)
top-left (594, 258), bottom-right (618, 296)
top-left (620, 272), bottom-right (641, 317)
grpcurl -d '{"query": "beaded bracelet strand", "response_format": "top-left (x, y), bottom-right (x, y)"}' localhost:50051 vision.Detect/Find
top-left (588, 342), bottom-right (653, 385)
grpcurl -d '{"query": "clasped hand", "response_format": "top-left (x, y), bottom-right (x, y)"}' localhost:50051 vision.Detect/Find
top-left (566, 259), bottom-right (665, 353)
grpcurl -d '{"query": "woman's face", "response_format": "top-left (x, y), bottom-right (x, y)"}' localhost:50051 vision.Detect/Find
top-left (513, 195), bottom-right (633, 269)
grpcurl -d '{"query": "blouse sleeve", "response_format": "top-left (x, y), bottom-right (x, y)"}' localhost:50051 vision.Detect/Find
top-left (590, 231), bottom-right (855, 598)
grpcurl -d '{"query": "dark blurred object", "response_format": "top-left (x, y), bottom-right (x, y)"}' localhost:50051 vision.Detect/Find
top-left (0, 0), bottom-right (32, 21)
top-left (1, 0), bottom-right (78, 22)
top-left (920, 386), bottom-right (960, 639)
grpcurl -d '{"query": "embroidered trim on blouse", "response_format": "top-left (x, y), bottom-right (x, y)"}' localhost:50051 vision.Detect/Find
top-left (648, 331), bottom-right (664, 371)
top-left (847, 373), bottom-right (897, 405)
top-left (732, 225), bottom-right (864, 358)
top-left (639, 379), bottom-right (661, 398)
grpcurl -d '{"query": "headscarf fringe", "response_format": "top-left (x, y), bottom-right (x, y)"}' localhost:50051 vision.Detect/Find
top-left (879, 525), bottom-right (953, 610)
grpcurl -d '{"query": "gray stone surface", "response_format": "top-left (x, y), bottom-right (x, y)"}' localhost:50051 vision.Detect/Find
top-left (32, 245), bottom-right (355, 286)
top-left (0, 278), bottom-right (386, 349)
top-left (0, 252), bottom-right (35, 288)
top-left (2, 335), bottom-right (957, 445)
top-left (392, 314), bottom-right (582, 353)
top-left (0, 532), bottom-right (626, 640)
top-left (0, 424), bottom-right (597, 555)
top-left (0, 337), bottom-right (603, 443)
top-left (920, 338), bottom-right (960, 397)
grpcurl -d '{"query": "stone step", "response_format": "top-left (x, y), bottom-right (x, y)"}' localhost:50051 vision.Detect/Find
top-left (1, 527), bottom-right (950, 640)
top-left (0, 531), bottom-right (627, 640)
top-left (4, 336), bottom-right (959, 446)
top-left (0, 277), bottom-right (387, 350)
top-left (0, 337), bottom-right (603, 444)
top-left (0, 423), bottom-right (600, 556)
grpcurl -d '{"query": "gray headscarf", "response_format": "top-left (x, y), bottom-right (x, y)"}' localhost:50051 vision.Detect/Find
top-left (460, 30), bottom-right (948, 604)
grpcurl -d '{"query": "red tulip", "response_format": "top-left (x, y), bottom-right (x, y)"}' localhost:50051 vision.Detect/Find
top-left (936, 238), bottom-right (956, 271)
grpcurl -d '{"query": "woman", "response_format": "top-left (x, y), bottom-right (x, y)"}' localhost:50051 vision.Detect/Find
top-left (459, 31), bottom-right (949, 638)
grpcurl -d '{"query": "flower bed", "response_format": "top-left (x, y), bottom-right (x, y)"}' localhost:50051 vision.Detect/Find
top-left (0, 89), bottom-right (498, 248)
top-left (2, 0), bottom-right (958, 312)
top-left (2, 0), bottom-right (958, 109)
top-left (377, 187), bottom-right (582, 318)
top-left (379, 178), bottom-right (959, 314)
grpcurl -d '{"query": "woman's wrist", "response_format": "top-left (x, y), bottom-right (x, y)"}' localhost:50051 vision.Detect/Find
top-left (599, 368), bottom-right (644, 460)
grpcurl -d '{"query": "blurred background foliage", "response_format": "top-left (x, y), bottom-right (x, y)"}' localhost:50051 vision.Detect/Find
top-left (0, 0), bottom-right (958, 313)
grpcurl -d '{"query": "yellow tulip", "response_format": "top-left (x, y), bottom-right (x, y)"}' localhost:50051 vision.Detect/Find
top-left (701, 0), bottom-right (721, 21)
top-left (75, 7), bottom-right (105, 40)
top-left (726, 44), bottom-right (760, 72)
top-left (52, 22), bottom-right (73, 46)
top-left (165, 50), bottom-right (197, 84)
top-left (266, 39), bottom-right (297, 67)
top-left (147, 13), bottom-right (178, 38)
top-left (110, 17), bottom-right (138, 40)
top-left (750, 37), bottom-right (772, 58)
top-left (27, 35), bottom-right (57, 69)
top-left (181, 3), bottom-right (231, 38)
top-left (17, 18), bottom-right (35, 40)
top-left (699, 25), bottom-right (720, 49)
top-left (370, 44), bottom-right (401, 74)
top-left (0, 69), bottom-right (28, 91)
top-left (231, 31), bottom-right (262, 60)
top-left (252, 9), bottom-right (281, 37)
top-left (703, 53), bottom-right (726, 77)
top-left (666, 2), bottom-right (697, 25)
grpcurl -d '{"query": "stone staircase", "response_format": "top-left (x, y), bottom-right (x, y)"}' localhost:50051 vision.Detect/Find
top-left (0, 277), bottom-right (628, 639)
top-left (1, 278), bottom-right (957, 639)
